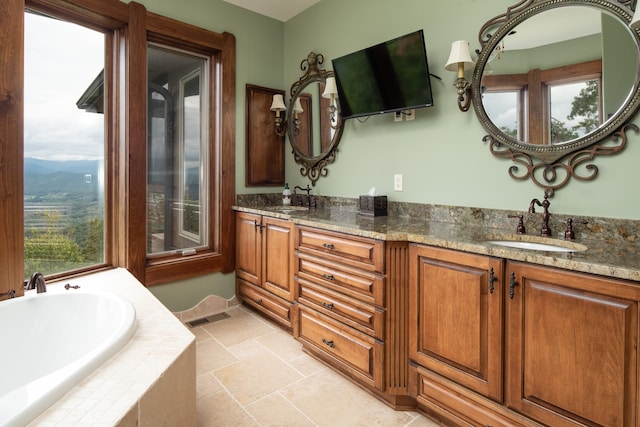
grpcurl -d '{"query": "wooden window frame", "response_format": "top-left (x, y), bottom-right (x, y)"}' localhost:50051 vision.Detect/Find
top-left (0, 0), bottom-right (235, 297)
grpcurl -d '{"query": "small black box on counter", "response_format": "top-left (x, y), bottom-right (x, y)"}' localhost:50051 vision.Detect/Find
top-left (359, 195), bottom-right (387, 216)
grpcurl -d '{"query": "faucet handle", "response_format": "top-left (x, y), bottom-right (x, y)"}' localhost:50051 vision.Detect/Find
top-left (564, 218), bottom-right (588, 240)
top-left (508, 214), bottom-right (526, 234)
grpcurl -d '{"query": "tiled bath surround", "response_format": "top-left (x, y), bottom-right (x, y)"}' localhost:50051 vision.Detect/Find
top-left (28, 268), bottom-right (196, 427)
top-left (236, 193), bottom-right (640, 245)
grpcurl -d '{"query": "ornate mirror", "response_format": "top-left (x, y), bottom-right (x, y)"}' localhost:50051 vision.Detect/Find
top-left (285, 52), bottom-right (344, 186)
top-left (471, 0), bottom-right (640, 196)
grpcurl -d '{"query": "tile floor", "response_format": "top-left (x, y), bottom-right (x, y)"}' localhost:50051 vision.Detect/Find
top-left (192, 305), bottom-right (440, 427)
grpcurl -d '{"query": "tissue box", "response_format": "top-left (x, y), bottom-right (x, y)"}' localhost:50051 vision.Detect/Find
top-left (359, 195), bottom-right (387, 216)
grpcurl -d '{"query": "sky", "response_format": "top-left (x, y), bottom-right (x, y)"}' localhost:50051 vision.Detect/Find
top-left (24, 12), bottom-right (105, 161)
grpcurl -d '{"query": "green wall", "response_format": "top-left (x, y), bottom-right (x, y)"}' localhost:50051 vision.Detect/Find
top-left (129, 0), bottom-right (640, 310)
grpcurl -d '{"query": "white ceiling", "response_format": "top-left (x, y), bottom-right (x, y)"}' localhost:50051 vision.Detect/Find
top-left (221, 0), bottom-right (322, 22)
top-left (506, 7), bottom-right (602, 51)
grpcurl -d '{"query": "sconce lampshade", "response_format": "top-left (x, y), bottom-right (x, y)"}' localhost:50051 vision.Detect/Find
top-left (270, 94), bottom-right (286, 112)
top-left (293, 98), bottom-right (304, 114)
top-left (444, 40), bottom-right (475, 75)
top-left (322, 77), bottom-right (338, 99)
top-left (632, 7), bottom-right (640, 29)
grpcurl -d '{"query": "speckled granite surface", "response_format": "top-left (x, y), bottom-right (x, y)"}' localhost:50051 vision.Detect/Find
top-left (234, 195), bottom-right (640, 282)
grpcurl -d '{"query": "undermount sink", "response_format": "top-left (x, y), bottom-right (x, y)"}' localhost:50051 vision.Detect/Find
top-left (485, 235), bottom-right (587, 253)
top-left (266, 205), bottom-right (309, 213)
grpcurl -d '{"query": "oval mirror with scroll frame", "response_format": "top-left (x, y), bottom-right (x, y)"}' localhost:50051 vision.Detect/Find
top-left (471, 0), bottom-right (640, 197)
top-left (286, 52), bottom-right (344, 186)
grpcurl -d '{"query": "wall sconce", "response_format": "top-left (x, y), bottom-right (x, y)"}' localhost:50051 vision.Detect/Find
top-left (322, 76), bottom-right (339, 123)
top-left (444, 40), bottom-right (475, 112)
top-left (270, 94), bottom-right (304, 136)
top-left (631, 6), bottom-right (640, 29)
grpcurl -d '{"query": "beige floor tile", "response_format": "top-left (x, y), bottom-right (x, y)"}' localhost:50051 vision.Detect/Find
top-left (202, 307), bottom-right (275, 347)
top-left (195, 304), bottom-right (439, 427)
top-left (196, 338), bottom-right (237, 376)
top-left (287, 353), bottom-right (330, 378)
top-left (196, 372), bottom-right (222, 399)
top-left (190, 326), bottom-right (212, 343)
top-left (214, 351), bottom-right (303, 406)
top-left (406, 413), bottom-right (442, 426)
top-left (280, 370), bottom-right (416, 427)
top-left (256, 330), bottom-right (304, 362)
top-left (245, 393), bottom-right (315, 427)
top-left (196, 390), bottom-right (258, 427)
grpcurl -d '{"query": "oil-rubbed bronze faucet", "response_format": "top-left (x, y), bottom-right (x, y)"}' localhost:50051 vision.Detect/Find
top-left (529, 196), bottom-right (552, 237)
top-left (24, 272), bottom-right (47, 293)
top-left (294, 184), bottom-right (314, 209)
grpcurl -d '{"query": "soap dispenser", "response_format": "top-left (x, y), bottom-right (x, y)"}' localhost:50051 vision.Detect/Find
top-left (282, 183), bottom-right (291, 206)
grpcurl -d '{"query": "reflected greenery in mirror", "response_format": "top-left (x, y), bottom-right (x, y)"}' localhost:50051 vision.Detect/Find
top-left (285, 52), bottom-right (344, 186)
top-left (471, 0), bottom-right (640, 196)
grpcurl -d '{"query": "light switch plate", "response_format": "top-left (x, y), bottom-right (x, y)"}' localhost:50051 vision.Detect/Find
top-left (394, 174), bottom-right (403, 191)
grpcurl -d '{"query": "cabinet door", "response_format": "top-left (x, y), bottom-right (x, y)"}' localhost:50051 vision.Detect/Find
top-left (409, 244), bottom-right (504, 402)
top-left (262, 216), bottom-right (294, 301)
top-left (506, 261), bottom-right (639, 427)
top-left (236, 211), bottom-right (261, 285)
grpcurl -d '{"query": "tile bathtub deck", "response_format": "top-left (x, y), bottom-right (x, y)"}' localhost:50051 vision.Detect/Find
top-left (192, 305), bottom-right (440, 427)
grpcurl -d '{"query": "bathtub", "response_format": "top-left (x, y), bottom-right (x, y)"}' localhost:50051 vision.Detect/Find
top-left (0, 289), bottom-right (136, 427)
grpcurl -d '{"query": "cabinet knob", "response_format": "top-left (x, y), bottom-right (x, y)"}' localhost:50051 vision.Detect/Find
top-left (254, 298), bottom-right (263, 304)
top-left (322, 274), bottom-right (335, 281)
top-left (322, 243), bottom-right (335, 250)
top-left (322, 338), bottom-right (335, 348)
top-left (322, 302), bottom-right (335, 310)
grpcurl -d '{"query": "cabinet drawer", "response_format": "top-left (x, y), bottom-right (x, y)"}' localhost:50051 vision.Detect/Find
top-left (295, 226), bottom-right (384, 272)
top-left (296, 252), bottom-right (384, 305)
top-left (414, 367), bottom-right (532, 427)
top-left (237, 279), bottom-right (293, 329)
top-left (298, 306), bottom-right (383, 390)
top-left (298, 276), bottom-right (384, 339)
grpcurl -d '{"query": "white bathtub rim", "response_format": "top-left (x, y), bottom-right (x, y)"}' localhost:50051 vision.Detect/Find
top-left (0, 289), bottom-right (137, 427)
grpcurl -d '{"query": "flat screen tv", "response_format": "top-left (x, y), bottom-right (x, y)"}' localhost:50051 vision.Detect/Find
top-left (332, 30), bottom-right (434, 120)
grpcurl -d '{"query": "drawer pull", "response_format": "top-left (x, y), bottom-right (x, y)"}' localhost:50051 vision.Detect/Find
top-left (254, 298), bottom-right (263, 304)
top-left (322, 338), bottom-right (335, 348)
top-left (322, 243), bottom-right (335, 250)
top-left (321, 302), bottom-right (335, 310)
top-left (509, 272), bottom-right (517, 299)
top-left (322, 274), bottom-right (335, 281)
top-left (489, 267), bottom-right (496, 294)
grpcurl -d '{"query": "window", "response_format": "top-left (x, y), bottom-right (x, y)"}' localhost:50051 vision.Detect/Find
top-left (24, 11), bottom-right (106, 278)
top-left (482, 60), bottom-right (601, 145)
top-left (548, 79), bottom-right (600, 144)
top-left (0, 0), bottom-right (235, 293)
top-left (482, 90), bottom-right (523, 140)
top-left (147, 46), bottom-right (209, 255)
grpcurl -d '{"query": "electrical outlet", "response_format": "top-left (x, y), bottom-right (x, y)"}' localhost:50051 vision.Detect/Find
top-left (394, 111), bottom-right (403, 122)
top-left (404, 109), bottom-right (415, 121)
top-left (394, 174), bottom-right (403, 191)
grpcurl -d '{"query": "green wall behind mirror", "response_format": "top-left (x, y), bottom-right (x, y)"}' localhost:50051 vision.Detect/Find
top-left (122, 0), bottom-right (640, 311)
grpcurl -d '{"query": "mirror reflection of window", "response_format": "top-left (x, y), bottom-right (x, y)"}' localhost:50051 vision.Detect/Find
top-left (482, 91), bottom-right (522, 140)
top-left (548, 79), bottom-right (600, 144)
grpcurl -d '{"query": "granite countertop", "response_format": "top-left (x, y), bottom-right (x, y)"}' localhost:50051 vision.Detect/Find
top-left (234, 204), bottom-right (640, 283)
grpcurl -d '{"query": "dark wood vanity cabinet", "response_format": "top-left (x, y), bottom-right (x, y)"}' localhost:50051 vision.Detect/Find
top-left (409, 243), bottom-right (640, 426)
top-left (236, 211), bottom-right (295, 329)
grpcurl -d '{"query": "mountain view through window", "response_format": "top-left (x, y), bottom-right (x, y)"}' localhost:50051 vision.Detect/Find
top-left (24, 11), bottom-right (105, 278)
